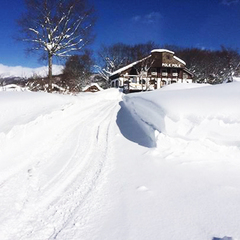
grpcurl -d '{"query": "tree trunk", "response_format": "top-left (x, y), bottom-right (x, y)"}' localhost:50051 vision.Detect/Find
top-left (48, 53), bottom-right (53, 92)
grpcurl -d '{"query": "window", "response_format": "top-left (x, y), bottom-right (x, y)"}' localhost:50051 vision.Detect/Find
top-left (131, 77), bottom-right (137, 83)
top-left (139, 79), bottom-right (146, 84)
top-left (172, 69), bottom-right (178, 77)
top-left (161, 69), bottom-right (168, 77)
top-left (183, 73), bottom-right (188, 79)
top-left (151, 68), bottom-right (157, 76)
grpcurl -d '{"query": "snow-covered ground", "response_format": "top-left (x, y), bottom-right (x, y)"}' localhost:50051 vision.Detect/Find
top-left (0, 64), bottom-right (63, 78)
top-left (0, 83), bottom-right (240, 240)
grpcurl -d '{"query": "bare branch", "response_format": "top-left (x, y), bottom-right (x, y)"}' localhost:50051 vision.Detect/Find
top-left (17, 0), bottom-right (95, 88)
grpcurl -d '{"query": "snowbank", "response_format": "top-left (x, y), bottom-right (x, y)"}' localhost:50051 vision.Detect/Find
top-left (0, 84), bottom-right (29, 92)
top-left (122, 83), bottom-right (240, 240)
top-left (0, 64), bottom-right (63, 78)
top-left (1, 83), bottom-right (240, 240)
top-left (124, 83), bottom-right (240, 152)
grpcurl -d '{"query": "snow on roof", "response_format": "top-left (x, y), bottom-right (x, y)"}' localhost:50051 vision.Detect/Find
top-left (110, 55), bottom-right (151, 76)
top-left (151, 49), bottom-right (175, 54)
top-left (110, 49), bottom-right (186, 77)
top-left (174, 56), bottom-right (186, 65)
top-left (82, 83), bottom-right (103, 92)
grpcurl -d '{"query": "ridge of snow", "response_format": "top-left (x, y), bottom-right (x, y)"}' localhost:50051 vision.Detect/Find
top-left (110, 55), bottom-right (151, 76)
top-left (0, 84), bottom-right (240, 239)
top-left (111, 49), bottom-right (186, 77)
top-left (173, 55), bottom-right (186, 65)
top-left (82, 83), bottom-right (103, 92)
top-left (0, 64), bottom-right (64, 78)
top-left (151, 49), bottom-right (175, 54)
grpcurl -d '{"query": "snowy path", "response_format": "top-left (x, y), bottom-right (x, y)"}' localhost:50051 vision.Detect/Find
top-left (1, 85), bottom-right (240, 240)
top-left (0, 91), bottom-right (121, 239)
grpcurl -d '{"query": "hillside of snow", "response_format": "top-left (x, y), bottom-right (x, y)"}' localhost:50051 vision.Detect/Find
top-left (0, 64), bottom-right (63, 79)
top-left (0, 83), bottom-right (240, 240)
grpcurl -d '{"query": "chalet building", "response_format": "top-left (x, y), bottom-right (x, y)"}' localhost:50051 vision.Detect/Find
top-left (109, 49), bottom-right (194, 92)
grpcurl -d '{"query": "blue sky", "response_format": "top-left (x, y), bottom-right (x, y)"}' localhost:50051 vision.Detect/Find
top-left (0, 0), bottom-right (240, 68)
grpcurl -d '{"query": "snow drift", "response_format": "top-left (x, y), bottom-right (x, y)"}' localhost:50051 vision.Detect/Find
top-left (124, 83), bottom-right (240, 159)
top-left (0, 83), bottom-right (240, 240)
top-left (0, 64), bottom-right (63, 78)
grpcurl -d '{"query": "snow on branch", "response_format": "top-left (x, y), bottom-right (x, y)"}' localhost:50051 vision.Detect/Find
top-left (18, 0), bottom-right (95, 58)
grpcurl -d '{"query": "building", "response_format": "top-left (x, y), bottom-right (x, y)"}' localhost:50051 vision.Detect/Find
top-left (109, 49), bottom-right (194, 92)
top-left (82, 83), bottom-right (103, 92)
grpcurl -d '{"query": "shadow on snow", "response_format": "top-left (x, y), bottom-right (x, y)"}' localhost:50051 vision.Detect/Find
top-left (212, 237), bottom-right (232, 240)
top-left (116, 101), bottom-right (156, 148)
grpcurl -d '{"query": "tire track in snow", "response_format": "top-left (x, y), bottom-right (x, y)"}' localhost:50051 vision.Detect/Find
top-left (0, 95), bottom-right (120, 240)
top-left (49, 101), bottom-right (118, 239)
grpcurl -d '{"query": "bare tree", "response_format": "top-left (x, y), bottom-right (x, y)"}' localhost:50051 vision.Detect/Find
top-left (96, 42), bottom-right (158, 87)
top-left (17, 0), bottom-right (95, 91)
top-left (171, 46), bottom-right (240, 84)
top-left (134, 56), bottom-right (155, 91)
top-left (95, 43), bottom-right (131, 86)
top-left (62, 49), bottom-right (93, 92)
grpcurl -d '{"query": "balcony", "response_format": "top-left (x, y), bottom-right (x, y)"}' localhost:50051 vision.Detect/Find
top-left (162, 72), bottom-right (168, 77)
top-left (151, 72), bottom-right (157, 76)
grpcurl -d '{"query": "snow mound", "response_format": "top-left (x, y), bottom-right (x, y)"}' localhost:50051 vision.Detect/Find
top-left (124, 82), bottom-right (240, 159)
top-left (0, 84), bottom-right (29, 92)
top-left (0, 64), bottom-right (63, 78)
top-left (1, 83), bottom-right (240, 240)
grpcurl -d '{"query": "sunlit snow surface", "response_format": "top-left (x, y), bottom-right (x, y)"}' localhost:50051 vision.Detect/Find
top-left (0, 64), bottom-right (63, 78)
top-left (0, 83), bottom-right (240, 240)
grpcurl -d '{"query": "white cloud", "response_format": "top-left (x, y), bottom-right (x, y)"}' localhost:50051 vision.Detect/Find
top-left (132, 12), bottom-right (162, 24)
top-left (221, 0), bottom-right (239, 5)
top-left (132, 15), bottom-right (141, 22)
top-left (145, 12), bottom-right (162, 23)
top-left (0, 64), bottom-right (64, 78)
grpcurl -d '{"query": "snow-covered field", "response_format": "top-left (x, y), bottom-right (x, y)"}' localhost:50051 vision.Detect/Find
top-left (0, 83), bottom-right (240, 240)
top-left (0, 64), bottom-right (63, 78)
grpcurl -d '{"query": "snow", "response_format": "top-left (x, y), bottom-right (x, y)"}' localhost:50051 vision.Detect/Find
top-left (111, 49), bottom-right (186, 76)
top-left (82, 83), bottom-right (103, 92)
top-left (233, 76), bottom-right (240, 82)
top-left (110, 55), bottom-right (151, 76)
top-left (0, 82), bottom-right (240, 240)
top-left (151, 49), bottom-right (186, 65)
top-left (0, 64), bottom-right (63, 78)
top-left (0, 84), bottom-right (29, 92)
top-left (174, 55), bottom-right (186, 65)
top-left (151, 49), bottom-right (175, 54)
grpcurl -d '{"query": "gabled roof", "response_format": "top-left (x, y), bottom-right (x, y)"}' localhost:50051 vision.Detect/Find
top-left (151, 49), bottom-right (186, 65)
top-left (151, 49), bottom-right (174, 54)
top-left (173, 56), bottom-right (186, 65)
top-left (110, 49), bottom-right (187, 78)
top-left (110, 55), bottom-right (151, 76)
top-left (183, 67), bottom-right (194, 77)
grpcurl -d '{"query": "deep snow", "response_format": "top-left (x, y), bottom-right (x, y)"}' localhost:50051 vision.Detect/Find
top-left (0, 83), bottom-right (240, 240)
top-left (0, 64), bottom-right (63, 78)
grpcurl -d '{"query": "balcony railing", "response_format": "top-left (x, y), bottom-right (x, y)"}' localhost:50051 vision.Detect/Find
top-left (162, 72), bottom-right (168, 76)
top-left (151, 72), bottom-right (157, 76)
